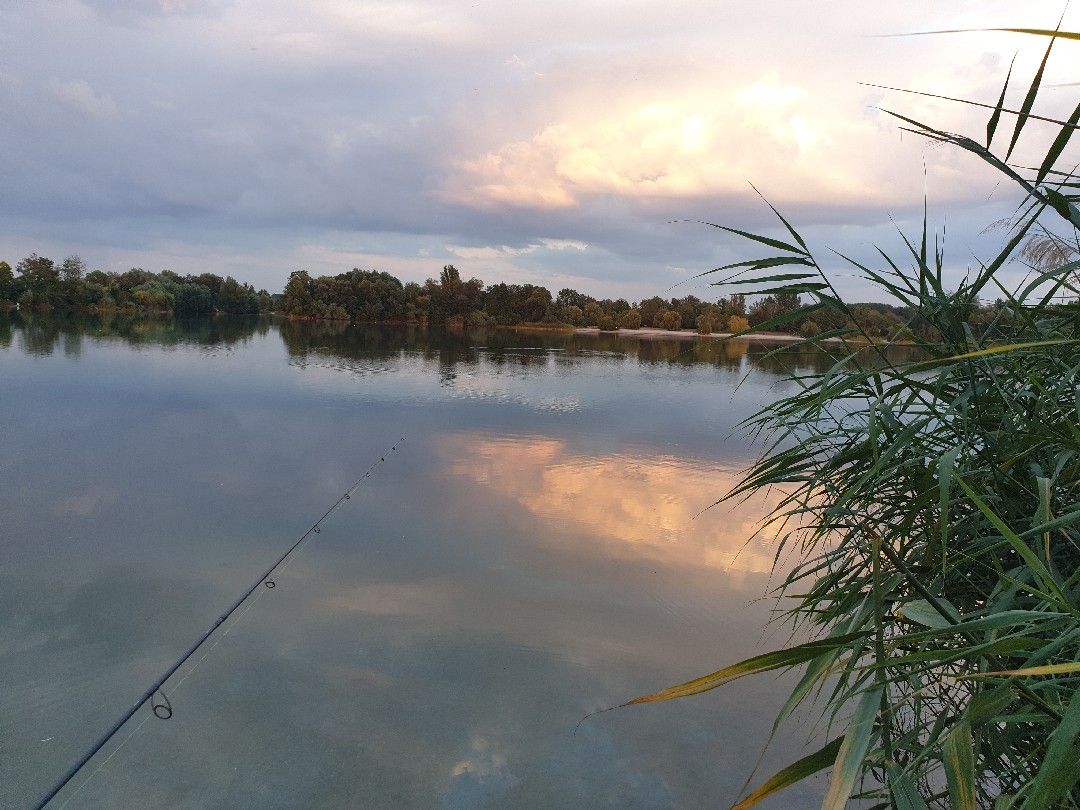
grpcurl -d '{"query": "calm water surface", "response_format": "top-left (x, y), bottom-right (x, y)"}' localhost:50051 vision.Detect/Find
top-left (0, 314), bottom-right (854, 809)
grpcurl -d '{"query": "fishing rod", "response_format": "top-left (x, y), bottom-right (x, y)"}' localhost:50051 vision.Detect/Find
top-left (33, 437), bottom-right (405, 810)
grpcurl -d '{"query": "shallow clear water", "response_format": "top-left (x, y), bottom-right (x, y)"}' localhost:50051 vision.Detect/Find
top-left (0, 314), bottom-right (851, 809)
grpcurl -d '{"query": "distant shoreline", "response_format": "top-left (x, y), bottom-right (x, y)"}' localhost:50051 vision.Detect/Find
top-left (572, 326), bottom-right (842, 343)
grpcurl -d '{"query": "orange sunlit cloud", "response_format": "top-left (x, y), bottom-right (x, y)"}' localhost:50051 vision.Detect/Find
top-left (440, 434), bottom-right (784, 575)
top-left (442, 73), bottom-right (984, 212)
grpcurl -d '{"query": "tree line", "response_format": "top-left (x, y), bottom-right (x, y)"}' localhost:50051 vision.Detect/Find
top-left (0, 255), bottom-right (272, 316)
top-left (4, 253), bottom-right (1006, 341)
top-left (274, 263), bottom-right (978, 341)
top-left (279, 264), bottom-right (758, 332)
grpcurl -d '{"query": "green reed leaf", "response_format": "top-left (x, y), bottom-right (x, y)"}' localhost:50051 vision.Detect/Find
top-left (623, 632), bottom-right (869, 705)
top-left (888, 767), bottom-right (931, 810)
top-left (943, 718), bottom-right (977, 810)
top-left (1026, 688), bottom-right (1080, 809)
top-left (1036, 101), bottom-right (1080, 186)
top-left (1006, 29), bottom-right (1056, 160)
top-left (965, 662), bottom-right (1080, 678)
top-left (729, 737), bottom-right (844, 810)
top-left (988, 54), bottom-right (1016, 147)
top-left (823, 688), bottom-right (882, 810)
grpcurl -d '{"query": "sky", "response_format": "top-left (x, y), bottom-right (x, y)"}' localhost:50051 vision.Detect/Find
top-left (1, 0), bottom-right (1077, 301)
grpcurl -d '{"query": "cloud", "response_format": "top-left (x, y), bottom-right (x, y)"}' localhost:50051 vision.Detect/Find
top-left (444, 237), bottom-right (588, 260)
top-left (1, 0), bottom-right (1077, 299)
top-left (444, 737), bottom-right (520, 808)
top-left (76, 0), bottom-right (225, 23)
top-left (49, 79), bottom-right (117, 118)
top-left (537, 238), bottom-right (587, 250)
top-left (54, 485), bottom-right (121, 517)
top-left (445, 244), bottom-right (539, 260)
top-left (320, 581), bottom-right (450, 616)
top-left (442, 68), bottom-right (1005, 213)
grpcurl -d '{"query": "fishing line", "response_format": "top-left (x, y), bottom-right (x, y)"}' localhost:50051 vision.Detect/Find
top-left (34, 436), bottom-right (405, 810)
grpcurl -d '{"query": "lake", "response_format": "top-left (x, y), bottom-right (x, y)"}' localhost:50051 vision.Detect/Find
top-left (1, 314), bottom-right (848, 809)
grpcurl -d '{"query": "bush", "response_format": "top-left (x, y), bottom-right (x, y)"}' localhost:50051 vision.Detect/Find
top-left (620, 308), bottom-right (642, 329)
top-left (695, 314), bottom-right (715, 334)
top-left (657, 309), bottom-right (681, 331)
top-left (726, 314), bottom-right (749, 333)
top-left (596, 315), bottom-right (617, 331)
top-left (132, 286), bottom-right (173, 310)
top-left (465, 309), bottom-right (489, 329)
top-left (583, 301), bottom-right (604, 326)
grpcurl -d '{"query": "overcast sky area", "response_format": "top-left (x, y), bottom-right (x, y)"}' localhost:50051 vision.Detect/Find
top-left (1, 1), bottom-right (1077, 301)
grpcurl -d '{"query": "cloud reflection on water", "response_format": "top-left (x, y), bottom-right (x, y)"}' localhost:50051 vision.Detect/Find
top-left (441, 433), bottom-right (781, 577)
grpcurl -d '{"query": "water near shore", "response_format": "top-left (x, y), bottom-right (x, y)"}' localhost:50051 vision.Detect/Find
top-left (0, 314), bottom-right (889, 808)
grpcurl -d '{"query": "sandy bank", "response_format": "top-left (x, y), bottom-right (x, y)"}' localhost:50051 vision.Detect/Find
top-left (574, 326), bottom-right (841, 343)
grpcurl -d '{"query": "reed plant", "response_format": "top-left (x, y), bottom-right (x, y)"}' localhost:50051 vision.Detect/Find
top-left (627, 28), bottom-right (1080, 809)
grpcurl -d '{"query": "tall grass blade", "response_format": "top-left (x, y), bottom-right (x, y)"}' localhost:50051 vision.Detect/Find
top-left (1036, 101), bottom-right (1080, 185)
top-left (623, 632), bottom-right (869, 705)
top-left (822, 688), bottom-right (882, 810)
top-left (1025, 688), bottom-right (1080, 809)
top-left (965, 662), bottom-right (1080, 678)
top-left (943, 718), bottom-right (977, 810)
top-left (889, 767), bottom-right (931, 810)
top-left (1006, 29), bottom-right (1056, 160)
top-left (988, 54), bottom-right (1016, 147)
top-left (729, 737), bottom-right (844, 810)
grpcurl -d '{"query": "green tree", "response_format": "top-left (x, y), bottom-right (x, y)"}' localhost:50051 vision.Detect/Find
top-left (60, 256), bottom-right (85, 282)
top-left (173, 284), bottom-right (214, 315)
top-left (639, 296), bottom-right (667, 326)
top-left (281, 271), bottom-right (316, 318)
top-left (194, 273), bottom-right (224, 298)
top-left (0, 261), bottom-right (13, 301)
top-left (674, 295), bottom-right (702, 328)
top-left (725, 293), bottom-right (746, 317)
top-left (215, 276), bottom-right (262, 314)
top-left (522, 286), bottom-right (553, 322)
top-left (426, 265), bottom-right (482, 322)
top-left (556, 287), bottom-right (590, 310)
top-left (132, 282), bottom-right (173, 310)
top-left (657, 309), bottom-right (681, 331)
top-left (58, 255), bottom-right (88, 308)
top-left (17, 254), bottom-right (60, 307)
top-left (439, 264), bottom-right (461, 294)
